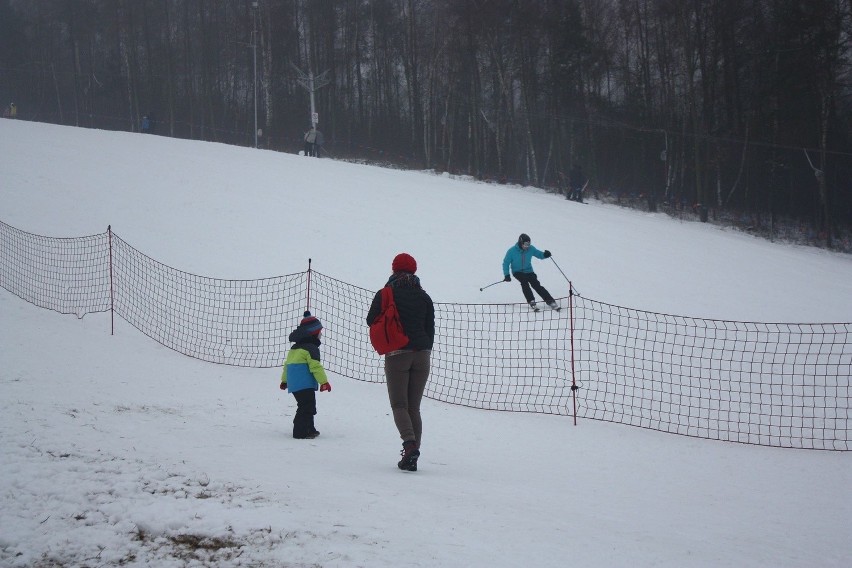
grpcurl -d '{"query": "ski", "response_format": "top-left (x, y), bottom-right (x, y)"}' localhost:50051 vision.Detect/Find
top-left (528, 303), bottom-right (562, 312)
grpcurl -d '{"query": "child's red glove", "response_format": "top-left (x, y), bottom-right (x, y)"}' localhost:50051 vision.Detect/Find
top-left (279, 382), bottom-right (287, 390)
top-left (320, 383), bottom-right (332, 392)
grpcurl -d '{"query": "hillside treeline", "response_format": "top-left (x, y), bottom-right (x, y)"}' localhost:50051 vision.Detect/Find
top-left (1, 0), bottom-right (850, 246)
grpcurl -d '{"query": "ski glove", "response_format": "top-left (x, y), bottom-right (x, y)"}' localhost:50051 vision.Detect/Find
top-left (503, 275), bottom-right (511, 282)
top-left (320, 383), bottom-right (332, 392)
top-left (543, 250), bottom-right (552, 258)
top-left (280, 382), bottom-right (287, 390)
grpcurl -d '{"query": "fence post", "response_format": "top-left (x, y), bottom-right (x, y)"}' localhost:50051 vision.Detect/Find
top-left (305, 258), bottom-right (312, 314)
top-left (108, 225), bottom-right (114, 335)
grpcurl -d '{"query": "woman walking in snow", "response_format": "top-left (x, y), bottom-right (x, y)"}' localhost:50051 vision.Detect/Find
top-left (366, 253), bottom-right (435, 471)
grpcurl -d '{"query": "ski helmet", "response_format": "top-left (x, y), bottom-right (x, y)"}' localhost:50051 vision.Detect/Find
top-left (518, 233), bottom-right (531, 246)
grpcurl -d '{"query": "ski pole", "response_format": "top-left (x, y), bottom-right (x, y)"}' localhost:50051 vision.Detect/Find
top-left (479, 279), bottom-right (506, 292)
top-left (549, 257), bottom-right (581, 297)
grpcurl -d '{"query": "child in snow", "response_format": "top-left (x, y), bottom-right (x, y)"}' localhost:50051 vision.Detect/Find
top-left (502, 233), bottom-right (559, 310)
top-left (280, 311), bottom-right (331, 439)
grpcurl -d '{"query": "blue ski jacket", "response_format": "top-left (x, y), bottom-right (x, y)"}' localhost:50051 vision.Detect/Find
top-left (503, 243), bottom-right (545, 277)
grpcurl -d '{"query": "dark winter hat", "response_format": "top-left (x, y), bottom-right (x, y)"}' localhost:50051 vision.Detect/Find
top-left (392, 253), bottom-right (417, 274)
top-left (518, 233), bottom-right (531, 246)
top-left (299, 311), bottom-right (323, 335)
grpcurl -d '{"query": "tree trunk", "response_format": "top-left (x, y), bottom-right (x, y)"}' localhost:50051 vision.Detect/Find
top-left (162, 0), bottom-right (176, 137)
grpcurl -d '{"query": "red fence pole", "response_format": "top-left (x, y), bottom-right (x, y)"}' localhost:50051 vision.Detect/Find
top-left (568, 282), bottom-right (578, 426)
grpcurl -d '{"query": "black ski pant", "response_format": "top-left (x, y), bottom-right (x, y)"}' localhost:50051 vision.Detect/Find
top-left (513, 272), bottom-right (555, 305)
top-left (292, 389), bottom-right (317, 438)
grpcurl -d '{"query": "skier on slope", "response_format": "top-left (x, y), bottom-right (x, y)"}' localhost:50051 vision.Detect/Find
top-left (502, 233), bottom-right (559, 311)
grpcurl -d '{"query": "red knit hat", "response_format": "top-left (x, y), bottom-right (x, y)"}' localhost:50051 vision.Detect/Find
top-left (392, 253), bottom-right (417, 274)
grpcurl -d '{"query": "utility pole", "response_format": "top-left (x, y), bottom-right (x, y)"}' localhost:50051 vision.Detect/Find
top-left (252, 0), bottom-right (258, 148)
top-left (292, 63), bottom-right (330, 128)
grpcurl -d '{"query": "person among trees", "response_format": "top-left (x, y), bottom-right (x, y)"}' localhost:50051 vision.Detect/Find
top-left (279, 311), bottom-right (331, 439)
top-left (502, 233), bottom-right (559, 311)
top-left (366, 253), bottom-right (435, 472)
top-left (303, 125), bottom-right (318, 156)
top-left (141, 115), bottom-right (151, 134)
top-left (8, 103), bottom-right (17, 119)
top-left (569, 164), bottom-right (586, 202)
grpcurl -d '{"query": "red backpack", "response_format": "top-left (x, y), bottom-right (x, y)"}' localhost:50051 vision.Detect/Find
top-left (369, 286), bottom-right (410, 355)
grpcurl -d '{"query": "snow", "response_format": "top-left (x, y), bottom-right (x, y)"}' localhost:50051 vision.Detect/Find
top-left (1, 119), bottom-right (851, 567)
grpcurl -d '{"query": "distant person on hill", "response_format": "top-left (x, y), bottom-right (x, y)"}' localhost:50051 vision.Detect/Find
top-left (9, 103), bottom-right (17, 119)
top-left (280, 312), bottom-right (331, 439)
top-left (502, 233), bottom-right (559, 311)
top-left (569, 164), bottom-right (586, 202)
top-left (304, 126), bottom-right (318, 156)
top-left (141, 115), bottom-right (151, 134)
top-left (366, 253), bottom-right (435, 472)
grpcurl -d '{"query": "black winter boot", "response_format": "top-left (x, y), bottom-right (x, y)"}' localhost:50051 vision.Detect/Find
top-left (398, 440), bottom-right (420, 472)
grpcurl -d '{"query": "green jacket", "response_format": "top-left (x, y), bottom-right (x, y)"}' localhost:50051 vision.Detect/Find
top-left (281, 342), bottom-right (328, 393)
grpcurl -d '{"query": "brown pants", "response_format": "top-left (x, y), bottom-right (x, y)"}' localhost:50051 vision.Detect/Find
top-left (385, 350), bottom-right (431, 444)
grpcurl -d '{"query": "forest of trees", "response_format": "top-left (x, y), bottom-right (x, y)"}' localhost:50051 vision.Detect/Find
top-left (2, 0), bottom-right (850, 247)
